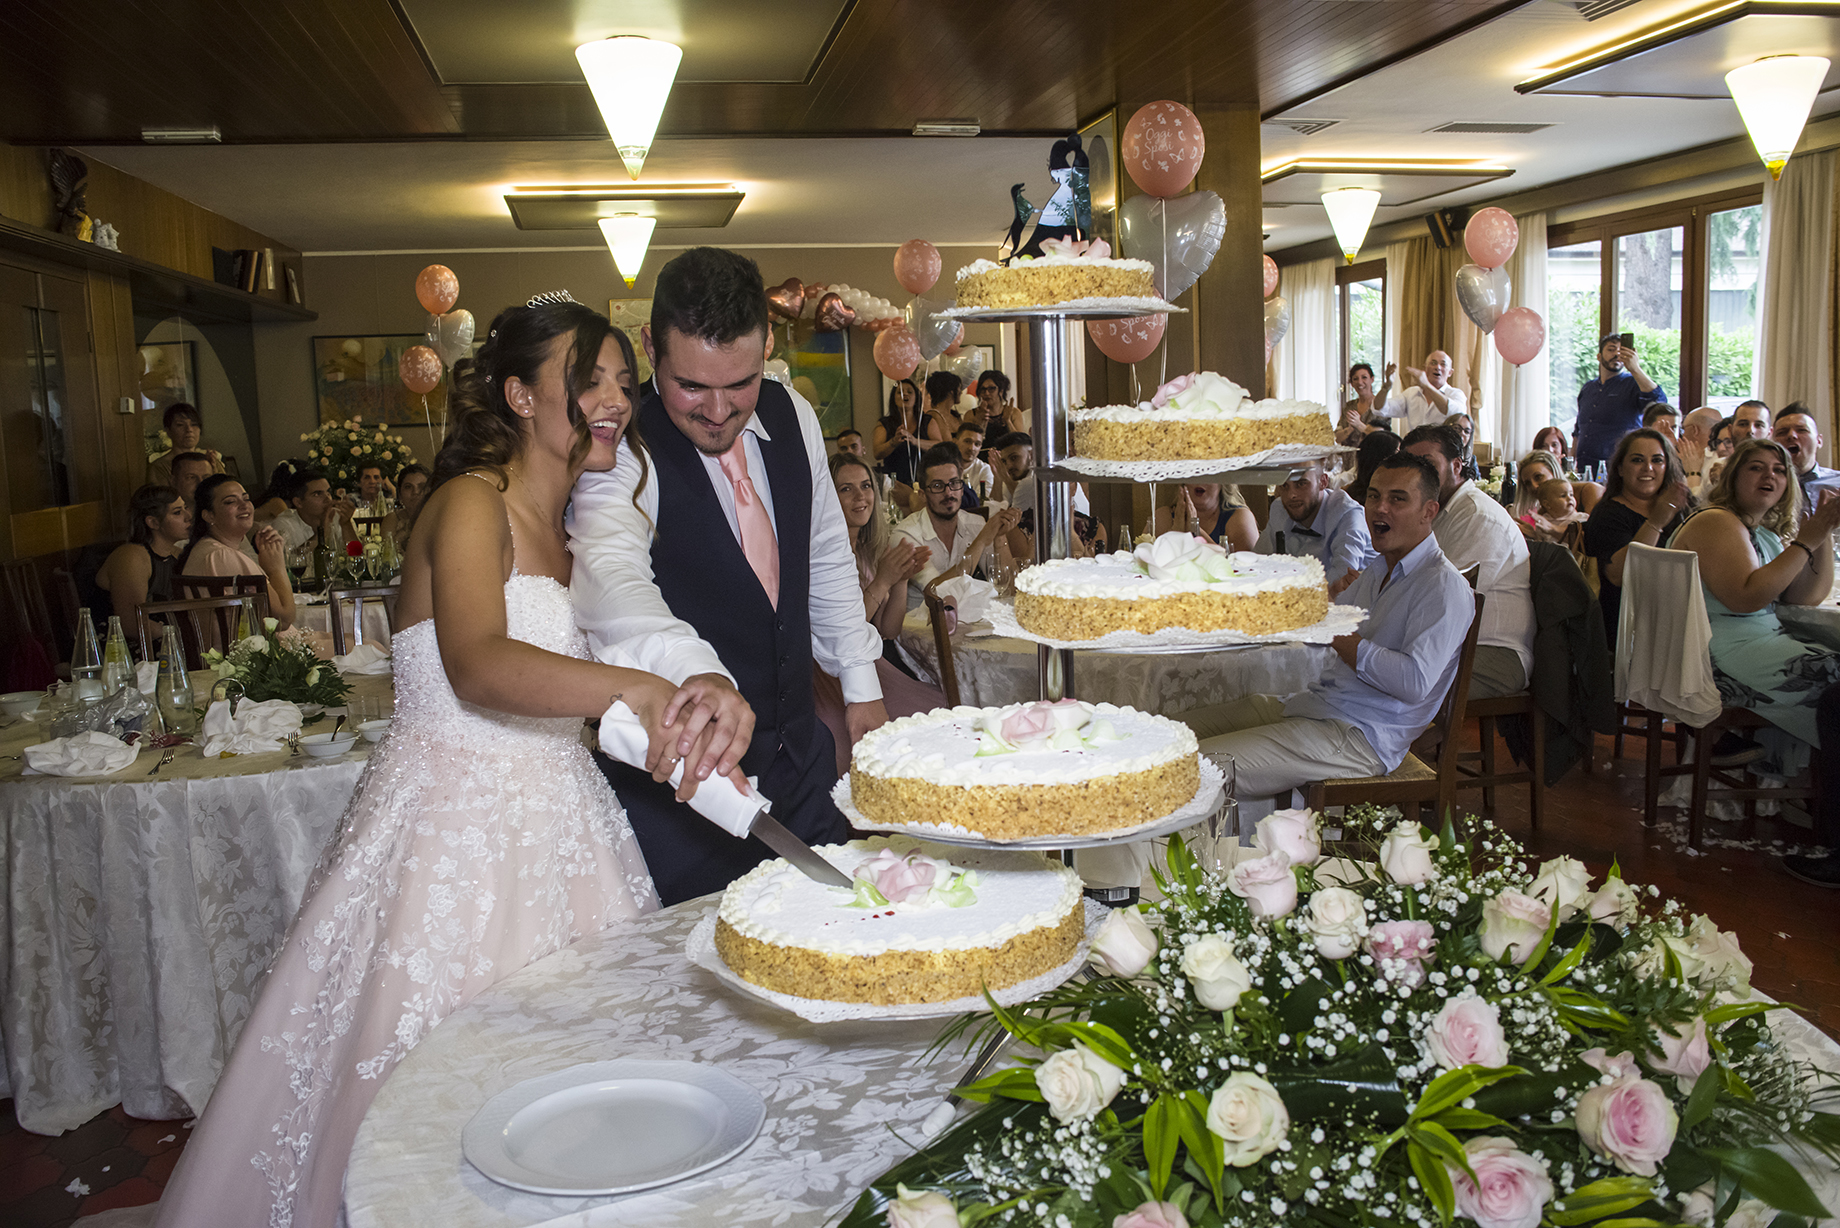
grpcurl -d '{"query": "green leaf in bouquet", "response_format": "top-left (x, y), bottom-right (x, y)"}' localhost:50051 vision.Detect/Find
top-left (1468, 1063), bottom-right (1594, 1119)
top-left (1545, 1176), bottom-right (1657, 1225)
top-left (956, 1066), bottom-right (1044, 1103)
top-left (1175, 1090), bottom-right (1226, 1208)
top-left (1546, 985), bottom-right (1631, 1031)
top-left (1278, 976), bottom-right (1333, 1036)
top-left (1410, 1063), bottom-right (1526, 1122)
top-left (1682, 1057), bottom-right (1723, 1129)
top-left (1407, 1137), bottom-right (1456, 1226)
top-left (1700, 1146), bottom-right (1831, 1219)
top-left (1267, 1043), bottom-right (1409, 1126)
top-left (1704, 999), bottom-right (1794, 1027)
top-left (838, 1099), bottom-right (1051, 1228)
top-left (1661, 1143), bottom-right (1717, 1195)
top-left (1516, 891), bottom-right (1565, 971)
top-left (1794, 1109), bottom-right (1840, 1152)
top-left (1426, 1106), bottom-right (1505, 1131)
top-left (1144, 1093), bottom-right (1179, 1198)
top-left (1540, 926), bottom-right (1595, 986)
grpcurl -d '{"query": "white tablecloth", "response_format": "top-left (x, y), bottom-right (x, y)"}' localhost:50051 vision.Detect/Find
top-left (345, 900), bottom-right (947, 1228)
top-left (898, 628), bottom-right (1331, 711)
top-left (0, 674), bottom-right (392, 1134)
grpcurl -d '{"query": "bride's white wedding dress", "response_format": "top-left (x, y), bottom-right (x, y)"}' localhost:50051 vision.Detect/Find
top-left (153, 569), bottom-right (658, 1228)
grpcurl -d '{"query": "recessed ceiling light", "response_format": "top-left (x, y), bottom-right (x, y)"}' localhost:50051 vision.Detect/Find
top-left (913, 118), bottom-right (981, 136)
top-left (141, 126), bottom-right (221, 144)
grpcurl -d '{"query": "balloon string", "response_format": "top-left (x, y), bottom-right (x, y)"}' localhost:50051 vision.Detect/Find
top-left (1157, 198), bottom-right (1169, 389)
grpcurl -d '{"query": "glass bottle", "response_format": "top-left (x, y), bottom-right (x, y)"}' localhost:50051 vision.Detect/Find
top-left (156, 625), bottom-right (196, 737)
top-left (101, 615), bottom-right (132, 695)
top-left (1116, 524), bottom-right (1134, 552)
top-left (70, 608), bottom-right (104, 702)
top-left (234, 598), bottom-right (254, 642)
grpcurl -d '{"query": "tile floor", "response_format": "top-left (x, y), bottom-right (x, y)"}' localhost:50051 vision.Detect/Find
top-left (1, 732), bottom-right (1836, 1228)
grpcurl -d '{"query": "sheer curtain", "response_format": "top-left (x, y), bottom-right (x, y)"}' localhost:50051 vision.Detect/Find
top-left (1271, 257), bottom-right (1337, 406)
top-left (1757, 148), bottom-right (1838, 456)
top-left (1478, 211), bottom-right (1550, 460)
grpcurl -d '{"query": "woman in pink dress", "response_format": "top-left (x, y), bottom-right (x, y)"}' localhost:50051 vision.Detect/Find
top-left (181, 473), bottom-right (299, 628)
top-left (152, 295), bottom-right (754, 1228)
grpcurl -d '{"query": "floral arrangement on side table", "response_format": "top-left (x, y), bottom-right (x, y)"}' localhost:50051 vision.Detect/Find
top-left (301, 416), bottom-right (416, 493)
top-left (847, 807), bottom-right (1839, 1228)
top-left (205, 618), bottom-right (352, 709)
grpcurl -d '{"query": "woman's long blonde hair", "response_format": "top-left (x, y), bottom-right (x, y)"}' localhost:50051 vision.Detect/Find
top-left (829, 452), bottom-right (889, 570)
top-left (1704, 437), bottom-right (1802, 541)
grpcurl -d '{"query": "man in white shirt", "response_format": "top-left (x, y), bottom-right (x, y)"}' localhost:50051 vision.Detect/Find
top-left (568, 247), bottom-right (887, 903)
top-left (1377, 350), bottom-right (1465, 433)
top-left (956, 421), bottom-right (996, 501)
top-left (268, 468), bottom-right (354, 555)
top-left (894, 443), bottom-right (1021, 609)
top-left (1678, 405), bottom-right (1724, 492)
top-left (1255, 462), bottom-right (1372, 592)
top-left (1403, 423), bottom-right (1534, 698)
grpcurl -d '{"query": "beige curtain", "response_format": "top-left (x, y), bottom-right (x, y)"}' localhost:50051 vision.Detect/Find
top-left (1271, 257), bottom-right (1338, 406)
top-left (1757, 147), bottom-right (1839, 460)
top-left (1476, 211), bottom-right (1551, 459)
top-left (1387, 235), bottom-right (1485, 420)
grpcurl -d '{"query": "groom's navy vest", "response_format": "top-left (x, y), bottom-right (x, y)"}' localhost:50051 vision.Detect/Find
top-left (600, 378), bottom-right (845, 905)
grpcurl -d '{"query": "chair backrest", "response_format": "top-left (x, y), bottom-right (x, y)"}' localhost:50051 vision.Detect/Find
top-left (919, 577), bottom-right (961, 708)
top-left (1458, 562), bottom-right (1481, 590)
top-left (139, 596), bottom-right (257, 670)
top-left (2, 558), bottom-right (59, 691)
top-left (173, 574), bottom-right (269, 654)
top-left (1616, 542), bottom-right (1720, 725)
top-left (352, 516), bottom-right (387, 538)
top-left (325, 584), bottom-right (401, 656)
top-left (1415, 591), bottom-right (1486, 778)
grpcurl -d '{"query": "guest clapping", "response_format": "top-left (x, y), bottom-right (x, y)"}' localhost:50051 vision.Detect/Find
top-left (894, 444), bottom-right (1021, 609)
top-left (831, 453), bottom-right (927, 638)
top-left (1580, 428), bottom-right (1690, 650)
top-left (1152, 483), bottom-right (1256, 552)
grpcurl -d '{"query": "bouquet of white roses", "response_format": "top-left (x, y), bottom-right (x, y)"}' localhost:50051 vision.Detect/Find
top-left (847, 808), bottom-right (1838, 1228)
top-left (301, 417), bottom-right (415, 493)
top-left (204, 618), bottom-right (353, 709)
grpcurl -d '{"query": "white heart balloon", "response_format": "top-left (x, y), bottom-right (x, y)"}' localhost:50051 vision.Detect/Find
top-left (1454, 265), bottom-right (1512, 335)
top-left (428, 308), bottom-right (475, 367)
top-left (1119, 190), bottom-right (1226, 299)
top-left (905, 295), bottom-right (959, 361)
top-left (1263, 295), bottom-right (1291, 347)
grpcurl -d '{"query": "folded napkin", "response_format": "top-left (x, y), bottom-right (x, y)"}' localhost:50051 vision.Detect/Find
top-left (332, 642), bottom-right (393, 675)
top-left (933, 575), bottom-right (996, 624)
top-left (598, 699), bottom-right (766, 837)
top-left (199, 698), bottom-right (304, 757)
top-left (24, 731), bottom-right (140, 777)
top-left (136, 661), bottom-right (159, 695)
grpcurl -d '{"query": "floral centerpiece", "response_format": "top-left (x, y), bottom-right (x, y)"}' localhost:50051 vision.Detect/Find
top-left (847, 808), bottom-right (1839, 1228)
top-left (205, 618), bottom-right (353, 708)
top-left (301, 416), bottom-right (416, 493)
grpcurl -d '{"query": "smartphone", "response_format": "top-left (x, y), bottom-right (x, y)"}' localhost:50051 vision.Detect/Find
top-left (1618, 332), bottom-right (1635, 351)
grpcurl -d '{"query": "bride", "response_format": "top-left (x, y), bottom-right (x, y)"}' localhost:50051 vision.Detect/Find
top-left (152, 294), bottom-right (755, 1228)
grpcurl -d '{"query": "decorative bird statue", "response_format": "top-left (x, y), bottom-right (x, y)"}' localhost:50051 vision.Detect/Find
top-left (49, 150), bottom-right (90, 240)
top-left (998, 183), bottom-right (1033, 265)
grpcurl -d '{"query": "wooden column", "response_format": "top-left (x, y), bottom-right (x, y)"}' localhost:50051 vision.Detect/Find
top-left (1193, 104), bottom-right (1266, 395)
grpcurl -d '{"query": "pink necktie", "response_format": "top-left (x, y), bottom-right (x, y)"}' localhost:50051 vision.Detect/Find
top-left (717, 439), bottom-right (780, 609)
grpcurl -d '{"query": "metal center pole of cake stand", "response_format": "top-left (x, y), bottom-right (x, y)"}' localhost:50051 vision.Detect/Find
top-left (1025, 314), bottom-right (1077, 703)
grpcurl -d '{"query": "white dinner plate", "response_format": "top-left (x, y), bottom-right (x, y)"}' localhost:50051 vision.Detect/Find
top-left (462, 1060), bottom-right (766, 1196)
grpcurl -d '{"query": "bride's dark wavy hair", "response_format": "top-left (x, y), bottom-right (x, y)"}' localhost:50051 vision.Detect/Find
top-left (430, 298), bottom-right (645, 495)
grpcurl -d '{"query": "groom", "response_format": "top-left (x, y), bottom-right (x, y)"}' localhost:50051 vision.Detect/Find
top-left (570, 247), bottom-right (889, 904)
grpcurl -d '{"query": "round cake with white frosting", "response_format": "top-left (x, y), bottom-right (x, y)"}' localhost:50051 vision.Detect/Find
top-left (849, 699), bottom-right (1200, 839)
top-left (954, 239), bottom-right (1156, 310)
top-left (1015, 532), bottom-right (1328, 640)
top-left (1071, 371), bottom-right (1332, 460)
top-left (713, 836), bottom-right (1085, 1004)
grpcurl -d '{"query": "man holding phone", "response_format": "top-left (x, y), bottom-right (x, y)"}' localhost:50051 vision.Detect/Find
top-left (1575, 331), bottom-right (1666, 469)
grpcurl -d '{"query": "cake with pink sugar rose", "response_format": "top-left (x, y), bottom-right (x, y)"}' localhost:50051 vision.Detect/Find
top-left (712, 835), bottom-right (1085, 1004)
top-left (848, 698), bottom-right (1200, 839)
top-left (1071, 370), bottom-right (1333, 461)
top-left (953, 236), bottom-right (1157, 310)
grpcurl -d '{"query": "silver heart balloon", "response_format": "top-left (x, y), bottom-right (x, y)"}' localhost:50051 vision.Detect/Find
top-left (904, 295), bottom-right (959, 361)
top-left (1119, 190), bottom-right (1226, 299)
top-left (428, 308), bottom-right (476, 367)
top-left (1263, 295), bottom-right (1291, 347)
top-left (949, 349), bottom-right (987, 383)
top-left (1453, 265), bottom-right (1511, 335)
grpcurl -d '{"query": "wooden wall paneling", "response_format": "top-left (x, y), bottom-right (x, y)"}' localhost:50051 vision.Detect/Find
top-left (0, 144), bottom-right (55, 230)
top-left (82, 158), bottom-right (303, 299)
top-left (39, 268), bottom-right (105, 527)
top-left (87, 268), bottom-right (142, 518)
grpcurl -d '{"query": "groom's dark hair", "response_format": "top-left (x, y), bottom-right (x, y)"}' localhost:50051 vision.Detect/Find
top-left (651, 247), bottom-right (769, 359)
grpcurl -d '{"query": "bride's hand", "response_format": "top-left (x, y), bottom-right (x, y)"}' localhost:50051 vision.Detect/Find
top-left (649, 672), bottom-right (756, 800)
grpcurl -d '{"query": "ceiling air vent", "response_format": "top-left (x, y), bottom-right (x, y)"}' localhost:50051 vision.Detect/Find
top-left (1426, 121), bottom-right (1556, 134)
top-left (1265, 118), bottom-right (1341, 136)
top-left (1575, 0), bottom-right (1642, 20)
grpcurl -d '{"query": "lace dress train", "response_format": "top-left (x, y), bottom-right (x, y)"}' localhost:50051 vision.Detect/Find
top-left (152, 573), bottom-right (658, 1228)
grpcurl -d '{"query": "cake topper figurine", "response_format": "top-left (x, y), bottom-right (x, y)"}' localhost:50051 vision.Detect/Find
top-left (1004, 132), bottom-right (1093, 263)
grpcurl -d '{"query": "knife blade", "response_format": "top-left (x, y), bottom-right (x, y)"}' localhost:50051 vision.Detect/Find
top-left (748, 810), bottom-right (853, 887)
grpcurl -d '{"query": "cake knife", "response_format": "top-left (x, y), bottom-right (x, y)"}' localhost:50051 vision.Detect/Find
top-left (748, 809), bottom-right (854, 888)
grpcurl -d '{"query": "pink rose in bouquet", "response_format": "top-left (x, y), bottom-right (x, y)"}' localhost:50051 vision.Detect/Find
top-left (1647, 1017), bottom-right (1711, 1092)
top-left (1447, 1136), bottom-right (1553, 1228)
top-left (1113, 1201), bottom-right (1188, 1228)
top-left (1575, 1055), bottom-right (1680, 1176)
top-left (1424, 994), bottom-right (1511, 1070)
top-left (1226, 850), bottom-right (1297, 918)
top-left (1364, 919), bottom-right (1437, 990)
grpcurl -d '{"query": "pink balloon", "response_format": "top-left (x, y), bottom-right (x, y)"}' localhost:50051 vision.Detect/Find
top-left (415, 265), bottom-right (458, 315)
top-left (873, 326), bottom-right (923, 381)
top-left (1494, 307), bottom-right (1546, 367)
top-left (1262, 255), bottom-right (1279, 300)
top-left (1121, 101), bottom-right (1205, 198)
top-left (1464, 207), bottom-right (1519, 270)
top-left (1086, 313), bottom-right (1166, 364)
top-left (893, 240), bottom-right (942, 296)
top-left (399, 344), bottom-right (443, 394)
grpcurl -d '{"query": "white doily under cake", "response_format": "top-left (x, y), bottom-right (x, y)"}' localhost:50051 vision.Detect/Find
top-left (836, 756), bottom-right (1226, 849)
top-left (684, 898), bottom-right (1109, 1023)
top-left (938, 297), bottom-right (1185, 321)
top-left (1057, 443), bottom-right (1355, 482)
top-left (984, 597), bottom-right (1367, 651)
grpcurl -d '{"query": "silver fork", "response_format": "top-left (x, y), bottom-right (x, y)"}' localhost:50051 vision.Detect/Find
top-left (147, 748), bottom-right (175, 777)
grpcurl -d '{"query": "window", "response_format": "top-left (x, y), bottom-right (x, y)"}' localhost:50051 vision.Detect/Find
top-left (1335, 259), bottom-right (1385, 407)
top-left (1546, 188), bottom-right (1761, 424)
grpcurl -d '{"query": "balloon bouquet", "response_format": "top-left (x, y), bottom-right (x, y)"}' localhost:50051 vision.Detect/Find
top-left (1091, 100), bottom-right (1223, 393)
top-left (1454, 208), bottom-right (1546, 367)
top-left (1261, 254), bottom-right (1285, 367)
top-left (399, 264), bottom-right (474, 444)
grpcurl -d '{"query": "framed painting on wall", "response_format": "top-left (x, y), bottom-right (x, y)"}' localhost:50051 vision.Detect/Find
top-left (139, 340), bottom-right (197, 460)
top-left (312, 334), bottom-right (451, 428)
top-left (783, 321), bottom-right (852, 437)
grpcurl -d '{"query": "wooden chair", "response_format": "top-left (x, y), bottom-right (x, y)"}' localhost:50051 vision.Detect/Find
top-left (352, 515), bottom-right (387, 538)
top-left (919, 576), bottom-right (962, 707)
top-left (325, 584), bottom-right (400, 657)
top-left (2, 558), bottom-right (60, 690)
top-left (176, 573), bottom-right (269, 653)
top-left (138, 596), bottom-right (266, 670)
top-left (1303, 591), bottom-right (1486, 824)
top-left (1686, 707), bottom-right (1820, 850)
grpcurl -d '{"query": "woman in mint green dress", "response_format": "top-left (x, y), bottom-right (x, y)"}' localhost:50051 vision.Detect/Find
top-left (1669, 438), bottom-right (1840, 762)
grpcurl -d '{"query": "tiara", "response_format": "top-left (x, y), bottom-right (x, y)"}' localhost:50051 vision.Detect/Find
top-left (526, 289), bottom-right (579, 308)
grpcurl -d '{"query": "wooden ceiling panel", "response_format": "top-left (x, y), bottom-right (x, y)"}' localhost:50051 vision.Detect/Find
top-left (1, 0), bottom-right (1530, 143)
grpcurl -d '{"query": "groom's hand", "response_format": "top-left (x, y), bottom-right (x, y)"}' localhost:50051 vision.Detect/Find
top-left (845, 699), bottom-right (889, 746)
top-left (660, 672), bottom-right (755, 797)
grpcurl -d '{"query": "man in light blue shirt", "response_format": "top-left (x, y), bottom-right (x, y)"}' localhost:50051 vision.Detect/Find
top-left (1255, 462), bottom-right (1373, 593)
top-left (1178, 452), bottom-right (1473, 826)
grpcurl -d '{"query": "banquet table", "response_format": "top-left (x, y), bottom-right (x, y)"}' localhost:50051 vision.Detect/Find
top-left (0, 669), bottom-right (395, 1134)
top-left (293, 590), bottom-right (395, 651)
top-left (346, 897), bottom-right (1840, 1228)
top-left (345, 899), bottom-right (952, 1228)
top-left (897, 626), bottom-right (1332, 712)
